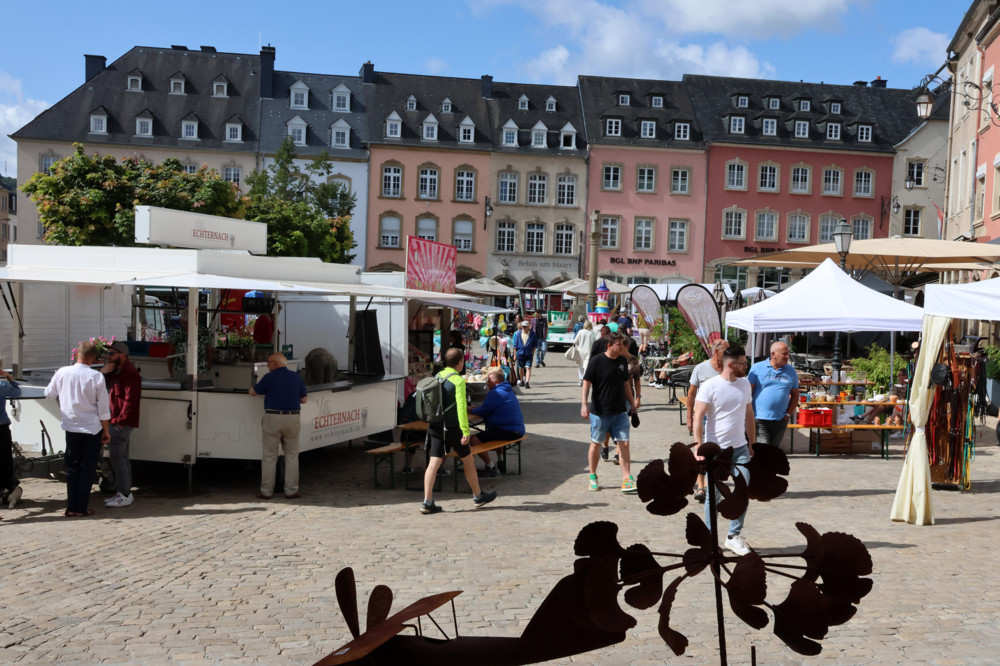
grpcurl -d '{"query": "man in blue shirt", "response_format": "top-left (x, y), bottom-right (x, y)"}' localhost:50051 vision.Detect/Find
top-left (471, 368), bottom-right (525, 476)
top-left (250, 353), bottom-right (307, 499)
top-left (746, 341), bottom-right (799, 450)
top-left (512, 320), bottom-right (539, 388)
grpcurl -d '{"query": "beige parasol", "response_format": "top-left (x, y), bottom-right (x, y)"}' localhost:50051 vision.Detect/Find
top-left (455, 277), bottom-right (519, 297)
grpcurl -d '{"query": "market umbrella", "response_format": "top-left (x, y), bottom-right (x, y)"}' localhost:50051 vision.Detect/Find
top-left (455, 277), bottom-right (519, 297)
top-left (543, 277), bottom-right (588, 293)
top-left (563, 278), bottom-right (631, 295)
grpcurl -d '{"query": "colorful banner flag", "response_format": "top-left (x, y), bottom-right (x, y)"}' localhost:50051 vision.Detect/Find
top-left (630, 285), bottom-right (666, 342)
top-left (405, 236), bottom-right (456, 293)
top-left (675, 284), bottom-right (722, 356)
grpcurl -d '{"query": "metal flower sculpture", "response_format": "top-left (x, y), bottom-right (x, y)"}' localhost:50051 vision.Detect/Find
top-left (573, 441), bottom-right (873, 664)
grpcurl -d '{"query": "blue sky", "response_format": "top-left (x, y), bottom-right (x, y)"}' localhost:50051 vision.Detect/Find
top-left (0, 0), bottom-right (961, 179)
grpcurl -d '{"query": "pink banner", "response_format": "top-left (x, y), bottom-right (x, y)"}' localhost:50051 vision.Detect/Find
top-left (630, 285), bottom-right (665, 341)
top-left (675, 284), bottom-right (722, 356)
top-left (406, 237), bottom-right (456, 293)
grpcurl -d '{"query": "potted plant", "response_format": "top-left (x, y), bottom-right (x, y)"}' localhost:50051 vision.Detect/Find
top-left (848, 343), bottom-right (908, 396)
top-left (221, 328), bottom-right (256, 362)
top-left (983, 343), bottom-right (1000, 404)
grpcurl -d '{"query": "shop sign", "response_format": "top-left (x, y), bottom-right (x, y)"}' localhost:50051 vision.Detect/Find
top-left (496, 256), bottom-right (577, 271)
top-left (744, 246), bottom-right (785, 254)
top-left (134, 205), bottom-right (267, 253)
top-left (609, 257), bottom-right (677, 266)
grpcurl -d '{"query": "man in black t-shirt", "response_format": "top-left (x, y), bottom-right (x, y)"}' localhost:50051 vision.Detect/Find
top-left (581, 333), bottom-right (638, 494)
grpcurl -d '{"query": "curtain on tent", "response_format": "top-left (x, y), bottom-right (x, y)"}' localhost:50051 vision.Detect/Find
top-left (889, 314), bottom-right (950, 525)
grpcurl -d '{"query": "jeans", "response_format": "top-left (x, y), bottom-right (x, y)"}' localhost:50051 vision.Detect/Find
top-left (536, 340), bottom-right (547, 364)
top-left (756, 417), bottom-right (789, 448)
top-left (261, 413), bottom-right (301, 496)
top-left (65, 431), bottom-right (101, 514)
top-left (108, 424), bottom-right (134, 496)
top-left (704, 444), bottom-right (750, 537)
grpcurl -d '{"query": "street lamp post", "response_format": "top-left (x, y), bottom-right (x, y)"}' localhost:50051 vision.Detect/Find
top-left (831, 220), bottom-right (854, 377)
top-left (483, 196), bottom-right (493, 230)
top-left (588, 210), bottom-right (600, 311)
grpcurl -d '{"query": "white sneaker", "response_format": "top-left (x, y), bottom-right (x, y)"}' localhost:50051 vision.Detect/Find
top-left (724, 534), bottom-right (751, 556)
top-left (105, 492), bottom-right (134, 507)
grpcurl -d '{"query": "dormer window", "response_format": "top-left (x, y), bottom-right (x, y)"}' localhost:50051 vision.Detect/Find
top-left (640, 120), bottom-right (656, 138)
top-left (794, 120), bottom-right (809, 138)
top-left (213, 77), bottom-right (229, 97)
top-left (287, 116), bottom-right (307, 145)
top-left (181, 118), bottom-right (199, 140)
top-left (830, 102), bottom-right (841, 114)
top-left (405, 95), bottom-right (417, 111)
top-left (730, 116), bottom-right (745, 134)
top-left (560, 122), bottom-right (577, 149)
top-left (169, 74), bottom-right (186, 95)
top-left (422, 114), bottom-right (438, 141)
top-left (441, 97), bottom-right (452, 113)
top-left (531, 121), bottom-right (547, 148)
top-left (225, 118), bottom-right (243, 142)
top-left (675, 122), bottom-right (690, 140)
top-left (290, 81), bottom-right (309, 110)
top-left (127, 74), bottom-right (142, 92)
top-left (799, 99), bottom-right (811, 112)
top-left (651, 96), bottom-right (663, 108)
top-left (545, 96), bottom-right (556, 112)
top-left (606, 118), bottom-right (621, 136)
top-left (89, 109), bottom-right (107, 134)
top-left (502, 119), bottom-right (519, 146)
top-left (737, 95), bottom-right (748, 108)
top-left (618, 93), bottom-right (630, 106)
top-left (518, 95), bottom-right (529, 110)
top-left (762, 118), bottom-right (777, 136)
top-left (768, 97), bottom-right (780, 110)
top-left (332, 84), bottom-right (351, 112)
top-left (135, 112), bottom-right (153, 137)
top-left (857, 124), bottom-right (872, 142)
top-left (331, 119), bottom-right (350, 148)
top-left (385, 111), bottom-right (402, 138)
top-left (459, 116), bottom-right (475, 143)
top-left (826, 122), bottom-right (841, 140)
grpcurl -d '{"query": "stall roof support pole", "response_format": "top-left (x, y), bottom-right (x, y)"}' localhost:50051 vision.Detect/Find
top-left (347, 296), bottom-right (357, 375)
top-left (186, 288), bottom-right (198, 390)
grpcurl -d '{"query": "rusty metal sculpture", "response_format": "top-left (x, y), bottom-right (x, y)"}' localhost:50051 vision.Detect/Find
top-left (315, 442), bottom-right (871, 665)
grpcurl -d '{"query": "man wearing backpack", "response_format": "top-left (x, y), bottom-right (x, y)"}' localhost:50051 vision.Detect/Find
top-left (421, 347), bottom-right (498, 514)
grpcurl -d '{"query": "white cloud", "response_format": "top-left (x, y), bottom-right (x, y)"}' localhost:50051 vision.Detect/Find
top-left (636, 0), bottom-right (857, 39)
top-left (0, 71), bottom-right (49, 179)
top-left (891, 27), bottom-right (950, 66)
top-left (424, 58), bottom-right (449, 75)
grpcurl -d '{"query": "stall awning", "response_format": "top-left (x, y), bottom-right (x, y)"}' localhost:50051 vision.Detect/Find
top-left (415, 298), bottom-right (508, 314)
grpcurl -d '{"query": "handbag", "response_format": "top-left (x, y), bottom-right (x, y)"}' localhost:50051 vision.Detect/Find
top-left (564, 345), bottom-right (580, 363)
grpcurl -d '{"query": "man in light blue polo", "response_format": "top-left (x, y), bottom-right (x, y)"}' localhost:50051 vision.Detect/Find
top-left (746, 341), bottom-right (799, 450)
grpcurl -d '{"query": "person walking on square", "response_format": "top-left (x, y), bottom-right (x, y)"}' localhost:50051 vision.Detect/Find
top-left (687, 339), bottom-right (730, 503)
top-left (571, 321), bottom-right (596, 386)
top-left (421, 347), bottom-right (497, 514)
top-left (581, 333), bottom-right (638, 493)
top-left (513, 319), bottom-right (539, 388)
top-left (45, 341), bottom-right (111, 517)
top-left (250, 353), bottom-right (307, 499)
top-left (747, 341), bottom-right (799, 450)
top-left (101, 341), bottom-right (141, 508)
top-left (693, 344), bottom-right (756, 556)
top-left (534, 311), bottom-right (549, 367)
top-left (0, 364), bottom-right (22, 516)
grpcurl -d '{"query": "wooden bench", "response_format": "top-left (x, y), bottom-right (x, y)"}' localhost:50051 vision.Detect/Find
top-left (786, 423), bottom-right (904, 460)
top-left (447, 435), bottom-right (526, 493)
top-left (365, 440), bottom-right (423, 489)
top-left (677, 394), bottom-right (690, 426)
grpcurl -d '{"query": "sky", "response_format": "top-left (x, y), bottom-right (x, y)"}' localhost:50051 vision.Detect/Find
top-left (0, 0), bottom-right (964, 181)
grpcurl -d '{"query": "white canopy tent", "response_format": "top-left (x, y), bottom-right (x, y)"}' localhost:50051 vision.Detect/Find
top-left (923, 277), bottom-right (1000, 318)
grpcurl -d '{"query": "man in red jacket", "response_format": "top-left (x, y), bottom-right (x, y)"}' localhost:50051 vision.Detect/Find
top-left (101, 341), bottom-right (141, 507)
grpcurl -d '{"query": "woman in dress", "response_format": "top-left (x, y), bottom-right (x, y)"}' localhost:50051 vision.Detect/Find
top-left (572, 320), bottom-right (596, 386)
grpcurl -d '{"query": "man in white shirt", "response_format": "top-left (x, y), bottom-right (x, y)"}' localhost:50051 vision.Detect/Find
top-left (45, 341), bottom-right (111, 517)
top-left (693, 344), bottom-right (755, 556)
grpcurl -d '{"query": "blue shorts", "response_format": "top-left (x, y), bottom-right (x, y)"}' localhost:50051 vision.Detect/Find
top-left (589, 411), bottom-right (630, 443)
top-left (516, 354), bottom-right (533, 369)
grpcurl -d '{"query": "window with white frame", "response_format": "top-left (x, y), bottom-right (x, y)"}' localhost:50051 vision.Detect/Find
top-left (382, 165), bottom-right (402, 197)
top-left (826, 123), bottom-right (841, 140)
top-left (637, 166), bottom-right (656, 193)
top-left (819, 215), bottom-right (839, 242)
top-left (405, 96), bottom-right (417, 111)
top-left (288, 121), bottom-right (306, 145)
top-left (499, 172), bottom-right (518, 203)
top-left (333, 89), bottom-right (350, 112)
top-left (127, 75), bottom-right (142, 91)
top-left (799, 99), bottom-right (811, 111)
top-left (496, 220), bottom-right (516, 252)
top-left (723, 208), bottom-right (746, 239)
top-left (526, 223), bottom-right (545, 253)
top-left (182, 120), bottom-right (198, 139)
top-left (787, 212), bottom-right (809, 242)
top-left (453, 219), bottom-right (473, 251)
top-left (416, 217), bottom-right (437, 241)
top-left (634, 218), bottom-right (653, 250)
top-left (606, 118), bottom-right (622, 136)
top-left (518, 95), bottom-right (529, 110)
top-left (603, 165), bottom-right (622, 190)
top-left (532, 128), bottom-right (546, 147)
top-left (560, 126), bottom-right (577, 148)
top-left (332, 123), bottom-right (349, 148)
top-left (226, 122), bottom-right (242, 142)
top-left (213, 81), bottom-right (228, 97)
top-left (40, 155), bottom-right (59, 172)
top-left (89, 114), bottom-right (106, 134)
top-left (640, 120), bottom-right (656, 138)
top-left (857, 125), bottom-right (872, 142)
top-left (503, 127), bottom-right (518, 146)
top-left (600, 217), bottom-right (619, 248)
top-left (730, 116), bottom-right (745, 134)
top-left (555, 224), bottom-right (573, 254)
top-left (822, 168), bottom-right (842, 195)
top-left (755, 211), bottom-right (777, 241)
top-left (223, 167), bottom-right (241, 186)
top-left (170, 77), bottom-right (185, 95)
top-left (379, 215), bottom-right (401, 248)
top-left (830, 102), bottom-right (841, 114)
top-left (851, 216), bottom-right (872, 239)
top-left (183, 164), bottom-right (198, 174)
top-left (460, 122), bottom-right (474, 143)
top-left (545, 97), bottom-right (556, 112)
top-left (790, 166), bottom-right (810, 193)
top-left (904, 208), bottom-right (922, 236)
top-left (758, 164), bottom-right (777, 191)
top-left (794, 120), bottom-right (809, 138)
top-left (853, 170), bottom-right (873, 197)
top-left (528, 174), bottom-right (547, 204)
top-left (737, 95), bottom-right (748, 108)
top-left (291, 82), bottom-right (309, 109)
top-left (422, 117), bottom-right (438, 141)
top-left (671, 168), bottom-right (690, 194)
top-left (386, 116), bottom-right (401, 138)
top-left (668, 219), bottom-right (688, 252)
top-left (618, 93), bottom-right (630, 106)
top-left (907, 160), bottom-right (926, 187)
top-left (675, 122), bottom-right (690, 140)
top-left (418, 168), bottom-right (439, 199)
top-left (762, 118), bottom-right (777, 136)
top-left (768, 97), bottom-right (780, 110)
top-left (726, 161), bottom-right (746, 190)
top-left (136, 117), bottom-right (152, 137)
top-left (455, 170), bottom-right (475, 201)
top-left (557, 175), bottom-right (576, 205)
top-left (651, 96), bottom-right (663, 108)
top-left (440, 98), bottom-right (452, 113)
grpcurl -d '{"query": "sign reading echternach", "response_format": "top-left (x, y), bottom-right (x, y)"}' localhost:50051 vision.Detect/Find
top-left (405, 236), bottom-right (456, 293)
top-left (134, 205), bottom-right (268, 254)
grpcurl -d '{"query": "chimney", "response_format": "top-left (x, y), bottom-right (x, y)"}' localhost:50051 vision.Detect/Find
top-left (84, 54), bottom-right (106, 82)
top-left (870, 76), bottom-right (887, 89)
top-left (200, 46), bottom-right (217, 52)
top-left (853, 80), bottom-right (868, 87)
top-left (360, 61), bottom-right (375, 84)
top-left (481, 74), bottom-right (493, 99)
top-left (260, 45), bottom-right (275, 98)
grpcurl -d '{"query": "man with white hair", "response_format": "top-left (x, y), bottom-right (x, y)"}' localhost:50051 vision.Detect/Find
top-left (747, 341), bottom-right (799, 450)
top-left (470, 368), bottom-right (524, 477)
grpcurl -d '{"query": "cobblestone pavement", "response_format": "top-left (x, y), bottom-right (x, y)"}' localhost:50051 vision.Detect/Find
top-left (2, 355), bottom-right (999, 665)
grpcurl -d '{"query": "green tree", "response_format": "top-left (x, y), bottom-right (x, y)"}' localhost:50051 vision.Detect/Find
top-left (245, 138), bottom-right (355, 263)
top-left (22, 143), bottom-right (243, 246)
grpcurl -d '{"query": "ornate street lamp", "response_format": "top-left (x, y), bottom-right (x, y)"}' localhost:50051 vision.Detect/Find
top-left (588, 210), bottom-right (600, 310)
top-left (483, 196), bottom-right (493, 230)
top-left (831, 220), bottom-right (853, 377)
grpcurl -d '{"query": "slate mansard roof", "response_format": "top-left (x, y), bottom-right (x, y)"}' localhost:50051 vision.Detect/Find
top-left (13, 46), bottom-right (261, 152)
top-left (486, 81), bottom-right (587, 155)
top-left (682, 74), bottom-right (921, 152)
top-left (577, 75), bottom-right (703, 149)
